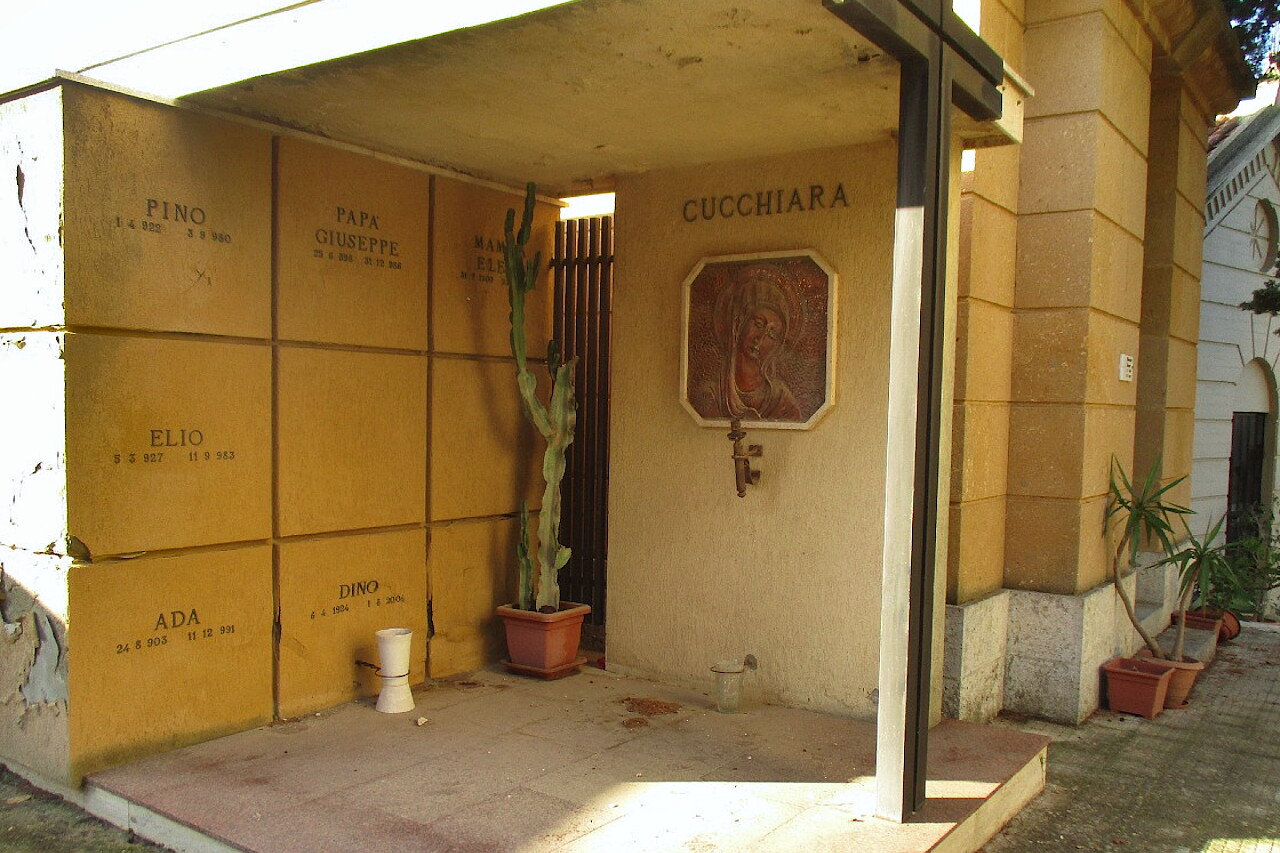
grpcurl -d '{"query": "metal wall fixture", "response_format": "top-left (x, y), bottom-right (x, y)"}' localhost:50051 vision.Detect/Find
top-left (727, 419), bottom-right (762, 497)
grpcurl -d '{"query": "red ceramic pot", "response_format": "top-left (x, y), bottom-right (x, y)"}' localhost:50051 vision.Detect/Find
top-left (1102, 657), bottom-right (1173, 719)
top-left (1135, 648), bottom-right (1204, 708)
top-left (496, 602), bottom-right (591, 678)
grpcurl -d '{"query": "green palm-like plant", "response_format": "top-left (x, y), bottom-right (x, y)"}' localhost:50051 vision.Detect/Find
top-left (1105, 457), bottom-right (1190, 659)
top-left (1165, 515), bottom-right (1231, 662)
top-left (1224, 503), bottom-right (1280, 618)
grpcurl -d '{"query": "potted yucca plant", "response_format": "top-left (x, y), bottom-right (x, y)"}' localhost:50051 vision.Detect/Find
top-left (1103, 458), bottom-right (1228, 712)
top-left (494, 183), bottom-right (590, 678)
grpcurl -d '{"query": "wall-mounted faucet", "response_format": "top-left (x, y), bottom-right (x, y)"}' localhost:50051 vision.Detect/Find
top-left (727, 419), bottom-right (762, 497)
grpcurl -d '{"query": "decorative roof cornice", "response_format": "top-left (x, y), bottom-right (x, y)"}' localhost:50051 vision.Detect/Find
top-left (1206, 106), bottom-right (1280, 229)
top-left (1123, 0), bottom-right (1254, 118)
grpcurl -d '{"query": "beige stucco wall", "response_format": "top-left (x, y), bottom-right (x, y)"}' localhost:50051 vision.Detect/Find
top-left (607, 142), bottom-right (896, 718)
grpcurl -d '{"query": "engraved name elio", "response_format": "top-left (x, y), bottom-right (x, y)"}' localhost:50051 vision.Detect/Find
top-left (111, 427), bottom-right (235, 464)
top-left (151, 428), bottom-right (203, 447)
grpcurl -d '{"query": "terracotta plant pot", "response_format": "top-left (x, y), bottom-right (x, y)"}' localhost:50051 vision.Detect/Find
top-left (1188, 607), bottom-right (1241, 641)
top-left (1102, 657), bottom-right (1173, 719)
top-left (1175, 611), bottom-right (1224, 637)
top-left (1135, 649), bottom-right (1205, 708)
top-left (1221, 609), bottom-right (1242, 641)
top-left (496, 602), bottom-right (591, 679)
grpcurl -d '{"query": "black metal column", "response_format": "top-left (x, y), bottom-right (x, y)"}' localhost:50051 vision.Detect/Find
top-left (896, 38), bottom-right (952, 817)
top-left (825, 0), bottom-right (1000, 822)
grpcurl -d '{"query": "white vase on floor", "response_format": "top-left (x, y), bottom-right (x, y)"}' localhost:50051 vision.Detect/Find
top-left (375, 628), bottom-right (414, 713)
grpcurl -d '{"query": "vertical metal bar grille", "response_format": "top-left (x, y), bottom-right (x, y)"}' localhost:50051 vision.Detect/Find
top-left (552, 215), bottom-right (613, 627)
top-left (1228, 411), bottom-right (1267, 544)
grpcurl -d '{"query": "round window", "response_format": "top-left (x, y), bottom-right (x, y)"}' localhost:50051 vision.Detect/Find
top-left (1250, 198), bottom-right (1279, 273)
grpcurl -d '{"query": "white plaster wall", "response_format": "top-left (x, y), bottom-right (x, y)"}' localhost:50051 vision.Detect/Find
top-left (0, 88), bottom-right (65, 330)
top-left (0, 332), bottom-right (69, 563)
top-left (607, 142), bottom-right (896, 718)
top-left (0, 88), bottom-right (70, 609)
top-left (0, 89), bottom-right (71, 783)
top-left (1194, 149), bottom-right (1280, 532)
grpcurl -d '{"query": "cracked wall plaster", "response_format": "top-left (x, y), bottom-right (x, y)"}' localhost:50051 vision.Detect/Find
top-left (0, 606), bottom-right (69, 781)
top-left (1, 570), bottom-right (69, 704)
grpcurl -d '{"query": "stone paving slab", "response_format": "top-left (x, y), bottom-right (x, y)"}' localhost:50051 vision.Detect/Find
top-left (982, 623), bottom-right (1280, 853)
top-left (87, 664), bottom-right (1047, 852)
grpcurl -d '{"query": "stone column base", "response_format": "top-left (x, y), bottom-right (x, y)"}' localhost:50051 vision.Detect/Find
top-left (945, 559), bottom-right (1178, 725)
top-left (1004, 563), bottom-right (1177, 724)
top-left (943, 591), bottom-right (1009, 723)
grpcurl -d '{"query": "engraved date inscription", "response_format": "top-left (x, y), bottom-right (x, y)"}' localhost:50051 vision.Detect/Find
top-left (109, 428), bottom-right (236, 466)
top-left (113, 607), bottom-right (237, 655)
top-left (309, 579), bottom-right (406, 619)
top-left (113, 198), bottom-right (234, 244)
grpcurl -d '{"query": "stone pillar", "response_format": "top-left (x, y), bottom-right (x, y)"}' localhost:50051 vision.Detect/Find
top-left (1007, 0), bottom-right (1152, 597)
top-left (951, 148), bottom-right (1019, 606)
top-left (944, 0), bottom-right (1026, 722)
top-left (1000, 0), bottom-right (1154, 722)
top-left (1134, 76), bottom-right (1209, 515)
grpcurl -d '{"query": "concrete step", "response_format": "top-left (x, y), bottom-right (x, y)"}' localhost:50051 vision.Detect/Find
top-left (1153, 620), bottom-right (1219, 664)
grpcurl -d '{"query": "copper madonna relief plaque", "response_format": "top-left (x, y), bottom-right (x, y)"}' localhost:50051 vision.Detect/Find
top-left (681, 250), bottom-right (837, 429)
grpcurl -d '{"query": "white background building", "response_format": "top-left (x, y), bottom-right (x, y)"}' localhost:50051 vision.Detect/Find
top-left (1196, 103), bottom-right (1280, 620)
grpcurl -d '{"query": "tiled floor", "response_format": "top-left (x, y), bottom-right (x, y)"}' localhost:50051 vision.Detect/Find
top-left (90, 665), bottom-right (1048, 853)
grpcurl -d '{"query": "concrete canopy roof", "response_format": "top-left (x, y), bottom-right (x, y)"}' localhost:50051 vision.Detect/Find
top-left (182, 0), bottom-right (903, 195)
top-left (1148, 0), bottom-right (1254, 115)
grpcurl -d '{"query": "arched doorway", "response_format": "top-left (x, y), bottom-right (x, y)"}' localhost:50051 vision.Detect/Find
top-left (1227, 359), bottom-right (1277, 544)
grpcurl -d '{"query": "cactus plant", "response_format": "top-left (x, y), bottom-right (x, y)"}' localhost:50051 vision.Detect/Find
top-left (505, 183), bottom-right (576, 613)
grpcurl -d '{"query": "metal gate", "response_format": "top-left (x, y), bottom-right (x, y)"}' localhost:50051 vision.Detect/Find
top-left (551, 215), bottom-right (613, 636)
top-left (1228, 410), bottom-right (1267, 544)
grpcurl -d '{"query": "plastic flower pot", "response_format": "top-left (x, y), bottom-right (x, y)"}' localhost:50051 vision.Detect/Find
top-left (1135, 649), bottom-right (1205, 708)
top-left (1102, 657), bottom-right (1173, 719)
top-left (374, 628), bottom-right (414, 714)
top-left (496, 602), bottom-right (591, 678)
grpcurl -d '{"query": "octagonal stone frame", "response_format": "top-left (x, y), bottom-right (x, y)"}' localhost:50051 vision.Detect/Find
top-left (680, 249), bottom-right (839, 430)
